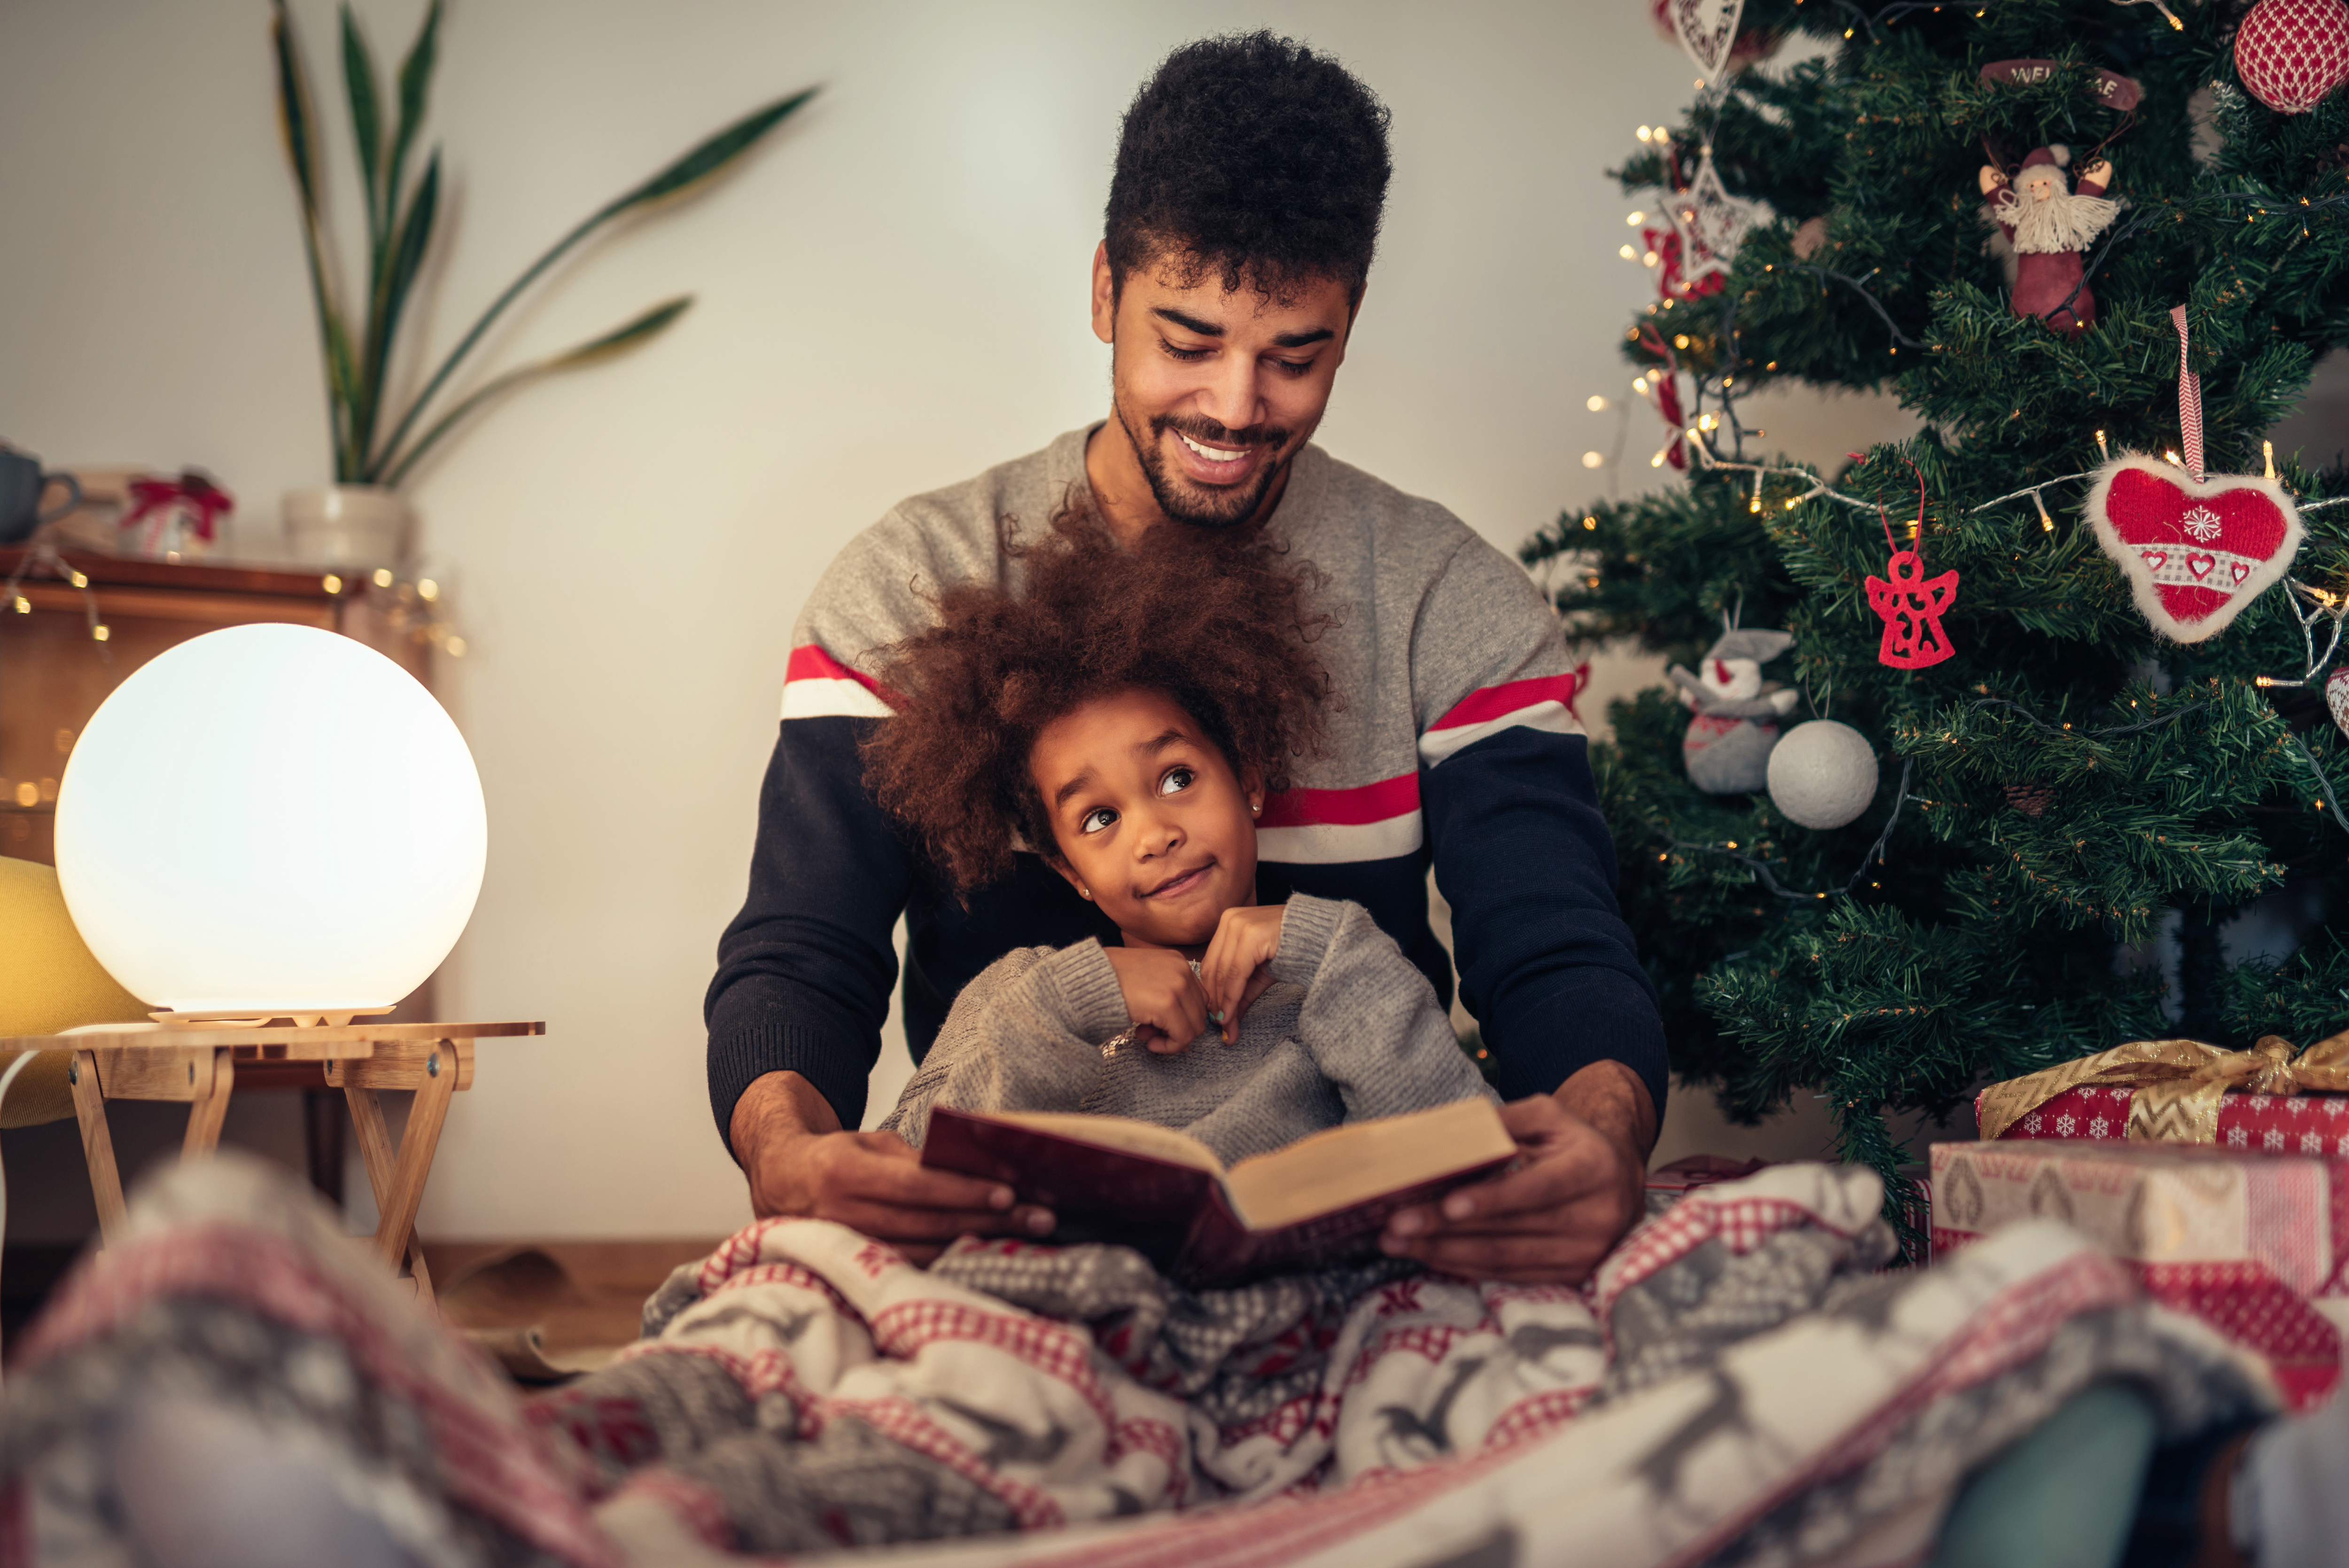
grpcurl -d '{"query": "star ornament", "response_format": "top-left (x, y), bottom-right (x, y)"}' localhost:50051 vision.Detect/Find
top-left (1672, 151), bottom-right (1763, 286)
top-left (2086, 456), bottom-right (2307, 643)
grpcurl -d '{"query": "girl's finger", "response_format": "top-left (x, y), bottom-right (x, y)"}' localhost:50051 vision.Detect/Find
top-left (1223, 965), bottom-right (1277, 1034)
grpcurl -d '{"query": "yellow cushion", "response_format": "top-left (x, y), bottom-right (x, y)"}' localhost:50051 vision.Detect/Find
top-left (0, 855), bottom-right (150, 1127)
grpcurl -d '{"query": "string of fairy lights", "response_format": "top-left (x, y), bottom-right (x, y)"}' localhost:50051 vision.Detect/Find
top-left (1, 538), bottom-right (467, 662)
top-left (1571, 10), bottom-right (2349, 900)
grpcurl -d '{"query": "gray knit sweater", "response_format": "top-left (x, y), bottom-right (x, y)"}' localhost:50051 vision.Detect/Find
top-left (882, 894), bottom-right (1495, 1166)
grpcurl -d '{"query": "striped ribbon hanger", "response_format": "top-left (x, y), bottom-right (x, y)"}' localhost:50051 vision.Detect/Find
top-left (2171, 304), bottom-right (2206, 484)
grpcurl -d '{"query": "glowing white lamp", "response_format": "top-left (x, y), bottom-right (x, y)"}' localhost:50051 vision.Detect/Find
top-left (54, 624), bottom-right (486, 1015)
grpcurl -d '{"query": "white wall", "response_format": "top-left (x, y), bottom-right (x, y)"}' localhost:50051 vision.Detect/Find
top-left (0, 0), bottom-right (1915, 1238)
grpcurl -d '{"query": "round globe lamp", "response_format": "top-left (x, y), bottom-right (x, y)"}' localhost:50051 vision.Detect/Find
top-left (54, 624), bottom-right (486, 1017)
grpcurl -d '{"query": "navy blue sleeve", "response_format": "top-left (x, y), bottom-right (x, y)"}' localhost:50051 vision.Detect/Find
top-left (1421, 725), bottom-right (1669, 1117)
top-left (705, 715), bottom-right (912, 1154)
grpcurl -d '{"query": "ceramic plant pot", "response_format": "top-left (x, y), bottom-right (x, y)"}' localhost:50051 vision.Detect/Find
top-left (283, 484), bottom-right (412, 567)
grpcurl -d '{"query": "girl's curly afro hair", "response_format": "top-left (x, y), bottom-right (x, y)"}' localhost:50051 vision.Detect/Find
top-left (862, 506), bottom-right (1335, 896)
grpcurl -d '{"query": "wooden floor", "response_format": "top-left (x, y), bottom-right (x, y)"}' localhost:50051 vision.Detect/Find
top-left (421, 1239), bottom-right (723, 1361)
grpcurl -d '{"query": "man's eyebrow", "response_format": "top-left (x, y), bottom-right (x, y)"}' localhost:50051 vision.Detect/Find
top-left (1133, 729), bottom-right (1188, 756)
top-left (1272, 327), bottom-right (1334, 349)
top-left (1152, 307), bottom-right (1223, 337)
top-left (1051, 768), bottom-right (1095, 810)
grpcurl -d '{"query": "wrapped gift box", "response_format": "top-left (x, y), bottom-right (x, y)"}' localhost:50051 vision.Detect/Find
top-left (1931, 1139), bottom-right (2344, 1408)
top-left (1985, 1081), bottom-right (2349, 1157)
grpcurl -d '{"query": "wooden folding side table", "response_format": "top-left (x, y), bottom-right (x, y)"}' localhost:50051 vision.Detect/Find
top-left (1, 1020), bottom-right (542, 1306)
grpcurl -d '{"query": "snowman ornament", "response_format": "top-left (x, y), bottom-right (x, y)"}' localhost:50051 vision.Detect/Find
top-left (1668, 622), bottom-right (1800, 792)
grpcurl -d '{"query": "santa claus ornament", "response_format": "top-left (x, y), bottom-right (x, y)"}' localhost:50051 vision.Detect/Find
top-left (2087, 306), bottom-right (2307, 644)
top-left (1979, 146), bottom-right (2121, 336)
top-left (2235, 0), bottom-right (2349, 115)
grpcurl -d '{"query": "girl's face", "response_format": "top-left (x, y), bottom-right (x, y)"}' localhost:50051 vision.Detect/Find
top-left (1027, 686), bottom-right (1262, 952)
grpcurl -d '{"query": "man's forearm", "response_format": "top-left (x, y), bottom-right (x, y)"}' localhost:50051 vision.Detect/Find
top-left (730, 1069), bottom-right (844, 1169)
top-left (1554, 1057), bottom-right (1658, 1163)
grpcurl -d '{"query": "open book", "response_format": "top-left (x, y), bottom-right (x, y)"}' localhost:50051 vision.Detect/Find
top-left (920, 1097), bottom-right (1517, 1287)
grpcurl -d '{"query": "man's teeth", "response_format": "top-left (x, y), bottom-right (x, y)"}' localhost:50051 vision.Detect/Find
top-left (1178, 432), bottom-right (1245, 463)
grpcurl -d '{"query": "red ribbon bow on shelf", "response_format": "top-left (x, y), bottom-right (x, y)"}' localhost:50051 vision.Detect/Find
top-left (123, 471), bottom-right (234, 543)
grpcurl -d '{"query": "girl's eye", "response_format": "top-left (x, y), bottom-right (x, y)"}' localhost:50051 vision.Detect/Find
top-left (1159, 767), bottom-right (1194, 796)
top-left (1079, 806), bottom-right (1118, 835)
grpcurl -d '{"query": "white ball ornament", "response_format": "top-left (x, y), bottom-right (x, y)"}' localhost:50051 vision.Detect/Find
top-left (1765, 720), bottom-right (1879, 831)
top-left (54, 624), bottom-right (486, 1014)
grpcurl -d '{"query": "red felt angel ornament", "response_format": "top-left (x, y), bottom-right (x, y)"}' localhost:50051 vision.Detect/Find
top-left (1860, 454), bottom-right (1960, 669)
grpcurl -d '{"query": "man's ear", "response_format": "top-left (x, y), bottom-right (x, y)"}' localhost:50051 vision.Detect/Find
top-left (1090, 241), bottom-right (1117, 346)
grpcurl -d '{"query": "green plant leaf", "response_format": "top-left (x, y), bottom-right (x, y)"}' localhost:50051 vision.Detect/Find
top-left (599, 87), bottom-right (818, 214)
top-left (272, 0), bottom-right (358, 481)
top-left (379, 296), bottom-right (693, 487)
top-left (270, 0), bottom-right (320, 222)
top-left (357, 149), bottom-right (440, 474)
top-left (372, 86), bottom-right (815, 473)
top-left (386, 0), bottom-right (440, 220)
top-left (339, 3), bottom-right (383, 238)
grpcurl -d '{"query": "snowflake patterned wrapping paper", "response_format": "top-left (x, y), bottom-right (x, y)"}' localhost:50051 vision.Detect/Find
top-left (1931, 1138), bottom-right (2346, 1408)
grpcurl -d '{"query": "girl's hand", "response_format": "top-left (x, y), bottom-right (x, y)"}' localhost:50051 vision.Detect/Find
top-left (1199, 905), bottom-right (1284, 1042)
top-left (1103, 947), bottom-right (1213, 1053)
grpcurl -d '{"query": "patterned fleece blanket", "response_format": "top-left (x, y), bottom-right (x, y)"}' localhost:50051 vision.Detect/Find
top-left (2, 1154), bottom-right (2273, 1568)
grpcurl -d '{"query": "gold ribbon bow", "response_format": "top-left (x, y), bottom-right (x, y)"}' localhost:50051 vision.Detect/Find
top-left (1976, 1029), bottom-right (2349, 1145)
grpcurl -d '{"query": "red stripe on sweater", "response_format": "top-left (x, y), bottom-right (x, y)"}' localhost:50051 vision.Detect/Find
top-left (1429, 670), bottom-right (1583, 732)
top-left (1257, 771), bottom-right (1420, 829)
top-left (785, 643), bottom-right (891, 698)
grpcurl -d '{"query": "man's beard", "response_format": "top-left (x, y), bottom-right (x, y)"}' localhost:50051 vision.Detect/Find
top-left (2005, 186), bottom-right (2120, 255)
top-left (1113, 398), bottom-right (1295, 530)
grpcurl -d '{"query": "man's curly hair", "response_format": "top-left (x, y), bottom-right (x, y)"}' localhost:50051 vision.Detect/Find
top-left (1106, 31), bottom-right (1392, 303)
top-left (862, 510), bottom-right (1335, 895)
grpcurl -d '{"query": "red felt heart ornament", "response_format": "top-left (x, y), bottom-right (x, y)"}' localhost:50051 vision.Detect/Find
top-left (2085, 456), bottom-right (2305, 643)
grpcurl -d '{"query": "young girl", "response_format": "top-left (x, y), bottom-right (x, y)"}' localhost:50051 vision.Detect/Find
top-left (863, 511), bottom-right (1492, 1166)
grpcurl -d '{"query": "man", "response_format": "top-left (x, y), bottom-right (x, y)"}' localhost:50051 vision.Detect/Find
top-left (708, 31), bottom-right (1665, 1283)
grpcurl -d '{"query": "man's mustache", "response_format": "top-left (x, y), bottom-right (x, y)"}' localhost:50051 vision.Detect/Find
top-left (1153, 414), bottom-right (1291, 450)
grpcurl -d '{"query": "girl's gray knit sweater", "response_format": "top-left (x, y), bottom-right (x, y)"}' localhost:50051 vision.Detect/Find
top-left (881, 894), bottom-right (1495, 1166)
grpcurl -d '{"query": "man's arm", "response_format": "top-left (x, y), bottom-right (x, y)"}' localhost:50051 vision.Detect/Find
top-left (708, 707), bottom-right (1037, 1253)
top-left (1378, 537), bottom-right (1668, 1282)
top-left (706, 713), bottom-right (909, 1142)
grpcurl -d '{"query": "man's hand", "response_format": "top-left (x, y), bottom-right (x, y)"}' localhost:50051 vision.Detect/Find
top-left (1103, 946), bottom-right (1213, 1053)
top-left (730, 1070), bottom-right (1052, 1263)
top-left (1377, 1059), bottom-right (1656, 1284)
top-left (1197, 905), bottom-right (1283, 1041)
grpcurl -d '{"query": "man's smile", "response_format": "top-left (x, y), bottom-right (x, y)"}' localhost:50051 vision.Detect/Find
top-left (1163, 423), bottom-right (1275, 489)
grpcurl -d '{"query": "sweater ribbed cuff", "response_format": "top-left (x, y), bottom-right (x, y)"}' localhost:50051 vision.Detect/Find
top-left (1492, 966), bottom-right (1670, 1120)
top-left (708, 1022), bottom-right (872, 1164)
top-left (1268, 893), bottom-right (1344, 989)
top-left (1033, 939), bottom-right (1132, 1042)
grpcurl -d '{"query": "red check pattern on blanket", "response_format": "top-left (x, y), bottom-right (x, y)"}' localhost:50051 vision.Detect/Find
top-left (3, 1155), bottom-right (2273, 1568)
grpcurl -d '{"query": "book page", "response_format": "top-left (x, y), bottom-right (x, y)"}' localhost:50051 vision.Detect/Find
top-left (1222, 1097), bottom-right (1516, 1231)
top-left (975, 1110), bottom-right (1225, 1174)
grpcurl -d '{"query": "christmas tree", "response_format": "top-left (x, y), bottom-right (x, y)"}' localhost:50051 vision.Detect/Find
top-left (1526, 0), bottom-right (2349, 1226)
